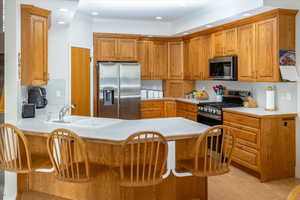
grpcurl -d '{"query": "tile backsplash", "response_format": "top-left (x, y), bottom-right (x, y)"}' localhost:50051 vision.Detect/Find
top-left (196, 80), bottom-right (297, 112)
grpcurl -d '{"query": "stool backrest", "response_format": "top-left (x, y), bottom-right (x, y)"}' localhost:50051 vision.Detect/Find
top-left (47, 129), bottom-right (90, 182)
top-left (120, 131), bottom-right (168, 187)
top-left (194, 125), bottom-right (235, 177)
top-left (0, 124), bottom-right (31, 173)
top-left (288, 186), bottom-right (300, 200)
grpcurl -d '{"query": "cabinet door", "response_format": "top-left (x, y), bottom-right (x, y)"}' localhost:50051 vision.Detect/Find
top-left (212, 31), bottom-right (224, 57)
top-left (164, 101), bottom-right (177, 118)
top-left (255, 18), bottom-right (278, 82)
top-left (189, 37), bottom-right (201, 80)
top-left (151, 41), bottom-right (168, 80)
top-left (138, 40), bottom-right (150, 80)
top-left (30, 15), bottom-right (48, 85)
top-left (238, 24), bottom-right (256, 81)
top-left (224, 28), bottom-right (237, 56)
top-left (184, 40), bottom-right (192, 80)
top-left (198, 35), bottom-right (211, 80)
top-left (168, 41), bottom-right (184, 80)
top-left (96, 38), bottom-right (118, 61)
top-left (164, 80), bottom-right (184, 98)
top-left (118, 38), bottom-right (137, 61)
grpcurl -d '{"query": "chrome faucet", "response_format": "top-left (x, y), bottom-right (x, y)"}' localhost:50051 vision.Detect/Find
top-left (59, 104), bottom-right (76, 122)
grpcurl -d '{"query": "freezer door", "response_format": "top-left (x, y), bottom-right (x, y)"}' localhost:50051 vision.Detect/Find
top-left (119, 63), bottom-right (141, 119)
top-left (99, 63), bottom-right (119, 118)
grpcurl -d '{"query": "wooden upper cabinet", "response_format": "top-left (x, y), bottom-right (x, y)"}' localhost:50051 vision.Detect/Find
top-left (189, 37), bottom-right (201, 80)
top-left (238, 24), bottom-right (256, 81)
top-left (212, 31), bottom-right (224, 57)
top-left (21, 5), bottom-right (51, 86)
top-left (255, 18), bottom-right (278, 82)
top-left (223, 28), bottom-right (237, 56)
top-left (168, 41), bottom-right (184, 80)
top-left (138, 40), bottom-right (151, 80)
top-left (118, 38), bottom-right (137, 61)
top-left (183, 40), bottom-right (192, 80)
top-left (94, 35), bottom-right (138, 61)
top-left (95, 38), bottom-right (118, 61)
top-left (150, 41), bottom-right (168, 80)
top-left (198, 35), bottom-right (211, 80)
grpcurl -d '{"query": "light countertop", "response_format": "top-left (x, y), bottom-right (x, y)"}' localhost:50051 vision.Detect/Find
top-left (17, 116), bottom-right (211, 141)
top-left (141, 97), bottom-right (215, 104)
top-left (223, 107), bottom-right (298, 117)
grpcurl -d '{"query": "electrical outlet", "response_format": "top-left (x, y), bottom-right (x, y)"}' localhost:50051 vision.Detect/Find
top-left (56, 90), bottom-right (61, 97)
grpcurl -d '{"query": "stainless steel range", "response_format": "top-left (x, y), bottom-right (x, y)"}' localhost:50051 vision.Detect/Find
top-left (197, 90), bottom-right (250, 126)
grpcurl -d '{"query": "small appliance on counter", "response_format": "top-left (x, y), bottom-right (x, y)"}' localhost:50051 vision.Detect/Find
top-left (28, 87), bottom-right (48, 109)
top-left (22, 103), bottom-right (35, 118)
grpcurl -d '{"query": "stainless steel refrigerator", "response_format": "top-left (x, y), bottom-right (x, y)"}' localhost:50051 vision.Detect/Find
top-left (98, 62), bottom-right (141, 119)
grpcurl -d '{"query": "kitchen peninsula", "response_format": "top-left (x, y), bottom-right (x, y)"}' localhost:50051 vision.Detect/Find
top-left (17, 116), bottom-right (211, 200)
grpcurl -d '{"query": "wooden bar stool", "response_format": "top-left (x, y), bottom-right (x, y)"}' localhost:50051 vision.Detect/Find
top-left (120, 131), bottom-right (168, 199)
top-left (288, 186), bottom-right (300, 200)
top-left (47, 129), bottom-right (102, 182)
top-left (0, 124), bottom-right (51, 173)
top-left (177, 125), bottom-right (236, 177)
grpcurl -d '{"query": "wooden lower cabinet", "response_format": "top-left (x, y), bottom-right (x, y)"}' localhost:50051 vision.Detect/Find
top-left (223, 111), bottom-right (296, 182)
top-left (141, 100), bottom-right (197, 122)
top-left (176, 101), bottom-right (198, 121)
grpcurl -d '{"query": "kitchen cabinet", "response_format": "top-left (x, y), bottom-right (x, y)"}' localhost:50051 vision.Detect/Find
top-left (255, 18), bottom-right (278, 82)
top-left (176, 101), bottom-right (198, 121)
top-left (168, 41), bottom-right (184, 80)
top-left (189, 37), bottom-right (201, 80)
top-left (183, 40), bottom-right (192, 80)
top-left (150, 41), bottom-right (168, 80)
top-left (21, 5), bottom-right (51, 86)
top-left (223, 28), bottom-right (238, 56)
top-left (223, 110), bottom-right (296, 182)
top-left (163, 80), bottom-right (195, 98)
top-left (164, 101), bottom-right (177, 117)
top-left (138, 40), bottom-right (151, 80)
top-left (212, 31), bottom-right (224, 57)
top-left (94, 36), bottom-right (137, 61)
top-left (198, 35), bottom-right (211, 80)
top-left (237, 24), bottom-right (256, 81)
top-left (141, 100), bottom-right (164, 119)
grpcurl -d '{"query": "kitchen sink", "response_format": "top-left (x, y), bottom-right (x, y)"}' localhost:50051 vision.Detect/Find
top-left (47, 116), bottom-right (121, 128)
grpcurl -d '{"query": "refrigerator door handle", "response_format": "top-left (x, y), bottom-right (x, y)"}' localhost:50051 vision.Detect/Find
top-left (103, 87), bottom-right (114, 105)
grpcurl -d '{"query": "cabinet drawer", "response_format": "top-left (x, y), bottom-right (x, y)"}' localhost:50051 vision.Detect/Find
top-left (141, 101), bottom-right (164, 109)
top-left (231, 143), bottom-right (260, 171)
top-left (224, 121), bottom-right (260, 149)
top-left (223, 112), bottom-right (260, 128)
top-left (141, 109), bottom-right (163, 119)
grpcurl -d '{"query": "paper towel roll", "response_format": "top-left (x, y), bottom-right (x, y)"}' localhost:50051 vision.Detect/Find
top-left (265, 87), bottom-right (275, 111)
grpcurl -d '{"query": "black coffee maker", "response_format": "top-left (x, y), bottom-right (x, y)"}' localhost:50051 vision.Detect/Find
top-left (28, 87), bottom-right (48, 109)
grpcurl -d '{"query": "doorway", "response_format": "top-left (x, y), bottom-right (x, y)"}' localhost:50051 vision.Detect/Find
top-left (71, 47), bottom-right (91, 116)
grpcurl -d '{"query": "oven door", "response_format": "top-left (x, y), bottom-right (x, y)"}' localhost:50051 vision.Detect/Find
top-left (197, 112), bottom-right (222, 126)
top-left (209, 56), bottom-right (237, 80)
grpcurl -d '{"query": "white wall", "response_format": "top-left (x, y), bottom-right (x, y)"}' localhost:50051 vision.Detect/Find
top-left (171, 0), bottom-right (264, 34)
top-left (4, 0), bottom-right (20, 198)
top-left (92, 17), bottom-right (172, 36)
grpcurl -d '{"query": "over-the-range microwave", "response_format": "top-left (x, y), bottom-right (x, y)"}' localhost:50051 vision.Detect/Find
top-left (208, 56), bottom-right (237, 81)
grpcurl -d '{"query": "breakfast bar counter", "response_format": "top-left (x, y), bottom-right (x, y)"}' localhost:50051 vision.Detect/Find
top-left (17, 116), bottom-right (211, 200)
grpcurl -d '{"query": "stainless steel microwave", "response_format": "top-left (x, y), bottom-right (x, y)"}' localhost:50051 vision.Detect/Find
top-left (208, 56), bottom-right (237, 81)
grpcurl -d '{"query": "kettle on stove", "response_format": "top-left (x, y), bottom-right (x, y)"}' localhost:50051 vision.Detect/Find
top-left (28, 87), bottom-right (48, 109)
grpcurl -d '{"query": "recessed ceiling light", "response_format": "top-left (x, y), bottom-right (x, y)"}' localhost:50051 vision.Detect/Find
top-left (205, 24), bottom-right (213, 28)
top-left (91, 12), bottom-right (99, 16)
top-left (183, 32), bottom-right (189, 35)
top-left (59, 8), bottom-right (68, 12)
top-left (243, 13), bottom-right (252, 17)
top-left (57, 21), bottom-right (66, 25)
top-left (156, 16), bottom-right (163, 20)
top-left (179, 3), bottom-right (187, 7)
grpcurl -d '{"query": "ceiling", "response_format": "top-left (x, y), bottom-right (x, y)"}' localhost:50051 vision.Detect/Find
top-left (78, 0), bottom-right (209, 21)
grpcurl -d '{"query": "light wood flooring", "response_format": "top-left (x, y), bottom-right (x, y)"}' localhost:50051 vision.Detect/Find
top-left (20, 167), bottom-right (300, 200)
